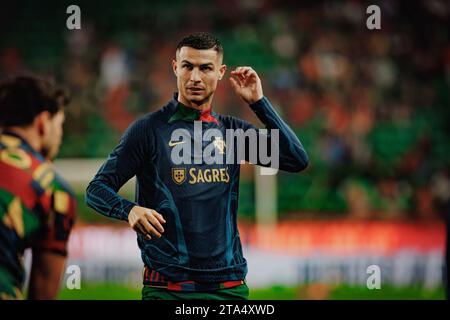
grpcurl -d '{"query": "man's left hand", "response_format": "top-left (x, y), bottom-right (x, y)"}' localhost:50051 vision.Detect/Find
top-left (230, 66), bottom-right (264, 105)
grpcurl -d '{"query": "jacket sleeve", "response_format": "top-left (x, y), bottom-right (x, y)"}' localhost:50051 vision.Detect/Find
top-left (85, 117), bottom-right (153, 221)
top-left (231, 96), bottom-right (309, 172)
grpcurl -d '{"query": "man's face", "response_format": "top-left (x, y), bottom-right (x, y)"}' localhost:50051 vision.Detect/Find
top-left (41, 110), bottom-right (65, 160)
top-left (172, 47), bottom-right (226, 107)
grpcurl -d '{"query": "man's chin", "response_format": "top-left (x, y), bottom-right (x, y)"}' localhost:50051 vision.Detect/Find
top-left (41, 146), bottom-right (59, 161)
top-left (187, 94), bottom-right (207, 105)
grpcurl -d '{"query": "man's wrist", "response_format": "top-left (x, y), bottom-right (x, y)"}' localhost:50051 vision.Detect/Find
top-left (123, 201), bottom-right (138, 221)
top-left (249, 96), bottom-right (267, 109)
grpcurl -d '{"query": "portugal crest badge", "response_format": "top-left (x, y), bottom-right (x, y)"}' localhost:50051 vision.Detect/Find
top-left (172, 168), bottom-right (186, 185)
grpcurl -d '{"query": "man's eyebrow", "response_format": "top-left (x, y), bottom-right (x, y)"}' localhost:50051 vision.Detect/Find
top-left (180, 60), bottom-right (214, 67)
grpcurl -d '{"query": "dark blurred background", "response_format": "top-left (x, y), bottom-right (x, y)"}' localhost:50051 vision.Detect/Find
top-left (1, 0), bottom-right (449, 299)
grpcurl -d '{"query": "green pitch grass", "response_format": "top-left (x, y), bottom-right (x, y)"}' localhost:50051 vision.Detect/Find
top-left (58, 283), bottom-right (445, 300)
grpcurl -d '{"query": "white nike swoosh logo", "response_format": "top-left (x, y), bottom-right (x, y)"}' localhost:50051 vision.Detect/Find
top-left (168, 140), bottom-right (186, 147)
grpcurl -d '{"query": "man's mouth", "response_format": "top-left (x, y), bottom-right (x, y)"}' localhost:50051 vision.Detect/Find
top-left (187, 87), bottom-right (204, 92)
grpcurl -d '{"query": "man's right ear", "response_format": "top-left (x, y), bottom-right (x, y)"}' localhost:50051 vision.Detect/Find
top-left (172, 60), bottom-right (178, 76)
top-left (34, 111), bottom-right (52, 138)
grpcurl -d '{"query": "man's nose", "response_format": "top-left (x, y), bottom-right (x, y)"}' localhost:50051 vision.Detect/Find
top-left (190, 68), bottom-right (201, 83)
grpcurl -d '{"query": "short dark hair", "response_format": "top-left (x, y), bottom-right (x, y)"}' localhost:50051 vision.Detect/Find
top-left (0, 75), bottom-right (69, 127)
top-left (176, 32), bottom-right (223, 56)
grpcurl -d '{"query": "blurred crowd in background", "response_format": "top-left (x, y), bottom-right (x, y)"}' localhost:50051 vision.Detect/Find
top-left (1, 0), bottom-right (449, 221)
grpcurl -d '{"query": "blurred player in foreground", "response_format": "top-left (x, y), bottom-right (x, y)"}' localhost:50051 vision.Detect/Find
top-left (0, 76), bottom-right (76, 299)
top-left (86, 32), bottom-right (308, 300)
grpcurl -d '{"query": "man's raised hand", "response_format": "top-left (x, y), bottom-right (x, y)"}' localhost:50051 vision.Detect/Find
top-left (229, 66), bottom-right (264, 105)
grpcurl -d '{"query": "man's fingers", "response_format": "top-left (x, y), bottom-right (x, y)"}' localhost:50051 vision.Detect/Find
top-left (232, 67), bottom-right (252, 75)
top-left (133, 224), bottom-right (152, 240)
top-left (233, 73), bottom-right (246, 87)
top-left (141, 218), bottom-right (162, 238)
top-left (146, 211), bottom-right (165, 233)
top-left (229, 76), bottom-right (241, 90)
top-left (231, 67), bottom-right (242, 78)
top-left (231, 67), bottom-right (242, 74)
top-left (137, 226), bottom-right (152, 241)
top-left (245, 69), bottom-right (257, 79)
top-left (143, 233), bottom-right (152, 240)
top-left (244, 71), bottom-right (257, 85)
top-left (231, 68), bottom-right (246, 80)
top-left (231, 67), bottom-right (257, 85)
top-left (242, 67), bottom-right (253, 75)
top-left (237, 67), bottom-right (247, 79)
top-left (155, 212), bottom-right (166, 224)
top-left (128, 206), bottom-right (167, 240)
